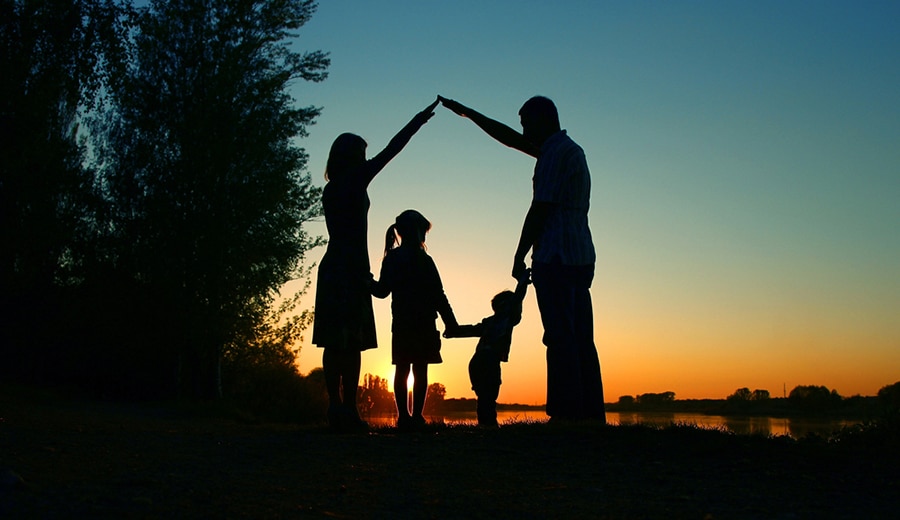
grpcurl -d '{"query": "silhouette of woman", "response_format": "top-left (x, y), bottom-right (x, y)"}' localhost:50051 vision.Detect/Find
top-left (312, 99), bottom-right (439, 431)
top-left (370, 210), bottom-right (458, 430)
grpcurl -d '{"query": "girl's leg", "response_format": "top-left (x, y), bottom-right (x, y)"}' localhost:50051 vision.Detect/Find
top-left (394, 364), bottom-right (411, 420)
top-left (411, 363), bottom-right (429, 421)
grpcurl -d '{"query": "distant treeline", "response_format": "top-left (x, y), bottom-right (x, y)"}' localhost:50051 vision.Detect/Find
top-left (442, 398), bottom-right (545, 413)
top-left (608, 382), bottom-right (900, 420)
top-left (363, 381), bottom-right (900, 420)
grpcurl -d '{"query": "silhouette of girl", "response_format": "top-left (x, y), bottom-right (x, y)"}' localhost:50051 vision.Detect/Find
top-left (312, 100), bottom-right (439, 431)
top-left (370, 210), bottom-right (458, 429)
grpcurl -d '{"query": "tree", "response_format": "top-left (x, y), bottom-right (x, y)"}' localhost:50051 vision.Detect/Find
top-left (750, 389), bottom-right (770, 401)
top-left (637, 391), bottom-right (676, 407)
top-left (222, 274), bottom-right (314, 395)
top-left (92, 0), bottom-right (328, 397)
top-left (617, 395), bottom-right (635, 406)
top-left (788, 385), bottom-right (842, 412)
top-left (359, 373), bottom-right (394, 417)
top-left (0, 0), bottom-right (129, 381)
top-left (424, 382), bottom-right (447, 416)
top-left (877, 381), bottom-right (900, 421)
top-left (727, 388), bottom-right (753, 402)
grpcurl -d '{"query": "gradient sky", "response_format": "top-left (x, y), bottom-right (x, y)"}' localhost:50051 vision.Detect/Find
top-left (285, 0), bottom-right (899, 404)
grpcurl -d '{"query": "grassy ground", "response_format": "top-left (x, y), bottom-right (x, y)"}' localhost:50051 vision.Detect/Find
top-left (1, 388), bottom-right (897, 519)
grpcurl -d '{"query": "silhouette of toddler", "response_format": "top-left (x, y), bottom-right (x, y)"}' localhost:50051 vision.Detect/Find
top-left (444, 269), bottom-right (530, 427)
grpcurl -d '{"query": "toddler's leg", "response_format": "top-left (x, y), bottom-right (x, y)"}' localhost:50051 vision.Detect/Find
top-left (470, 353), bottom-right (501, 427)
top-left (477, 380), bottom-right (500, 427)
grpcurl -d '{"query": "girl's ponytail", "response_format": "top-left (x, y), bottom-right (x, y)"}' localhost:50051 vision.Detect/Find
top-left (384, 224), bottom-right (399, 257)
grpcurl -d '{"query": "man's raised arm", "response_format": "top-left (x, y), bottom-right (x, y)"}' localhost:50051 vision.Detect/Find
top-left (439, 95), bottom-right (539, 158)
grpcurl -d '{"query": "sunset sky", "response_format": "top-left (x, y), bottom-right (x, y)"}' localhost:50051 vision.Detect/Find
top-left (287, 0), bottom-right (899, 404)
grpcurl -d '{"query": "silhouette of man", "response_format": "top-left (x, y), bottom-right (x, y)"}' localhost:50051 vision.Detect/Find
top-left (439, 95), bottom-right (604, 422)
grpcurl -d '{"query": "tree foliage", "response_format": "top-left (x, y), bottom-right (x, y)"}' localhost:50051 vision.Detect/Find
top-left (727, 387), bottom-right (753, 402)
top-left (636, 391), bottom-right (676, 407)
top-left (90, 0), bottom-right (328, 398)
top-left (359, 373), bottom-right (394, 417)
top-left (1, 0), bottom-right (119, 286)
top-left (727, 388), bottom-right (770, 402)
top-left (877, 381), bottom-right (900, 421)
top-left (751, 389), bottom-right (770, 401)
top-left (424, 382), bottom-right (447, 416)
top-left (788, 385), bottom-right (842, 412)
top-left (2, 0), bottom-right (329, 403)
top-left (617, 395), bottom-right (635, 406)
top-left (1, 0), bottom-right (130, 381)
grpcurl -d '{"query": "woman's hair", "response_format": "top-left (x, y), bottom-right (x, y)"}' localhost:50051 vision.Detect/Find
top-left (325, 133), bottom-right (367, 181)
top-left (384, 209), bottom-right (431, 257)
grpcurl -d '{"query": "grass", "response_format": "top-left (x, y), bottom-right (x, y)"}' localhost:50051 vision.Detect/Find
top-left (2, 386), bottom-right (898, 519)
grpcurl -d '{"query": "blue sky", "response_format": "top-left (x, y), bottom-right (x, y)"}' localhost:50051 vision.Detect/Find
top-left (289, 0), bottom-right (899, 402)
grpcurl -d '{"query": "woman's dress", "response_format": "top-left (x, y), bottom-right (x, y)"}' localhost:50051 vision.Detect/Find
top-left (312, 171), bottom-right (377, 351)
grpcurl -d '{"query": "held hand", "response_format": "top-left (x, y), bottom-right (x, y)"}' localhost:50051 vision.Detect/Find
top-left (442, 325), bottom-right (458, 339)
top-left (438, 95), bottom-right (466, 116)
top-left (516, 267), bottom-right (533, 285)
top-left (512, 259), bottom-right (528, 280)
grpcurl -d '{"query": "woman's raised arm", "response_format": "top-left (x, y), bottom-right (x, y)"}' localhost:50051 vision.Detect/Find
top-left (366, 98), bottom-right (440, 180)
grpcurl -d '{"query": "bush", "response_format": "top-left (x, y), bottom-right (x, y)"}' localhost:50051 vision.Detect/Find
top-left (222, 364), bottom-right (327, 424)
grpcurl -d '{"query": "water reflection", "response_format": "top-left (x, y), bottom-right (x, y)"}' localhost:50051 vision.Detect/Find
top-left (606, 412), bottom-right (854, 439)
top-left (723, 415), bottom-right (773, 436)
top-left (370, 411), bottom-right (857, 439)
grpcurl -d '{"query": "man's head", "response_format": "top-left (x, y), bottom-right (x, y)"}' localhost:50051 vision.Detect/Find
top-left (519, 96), bottom-right (560, 147)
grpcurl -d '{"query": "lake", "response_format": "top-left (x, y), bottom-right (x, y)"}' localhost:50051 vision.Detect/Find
top-left (369, 410), bottom-right (859, 439)
top-left (604, 411), bottom-right (858, 439)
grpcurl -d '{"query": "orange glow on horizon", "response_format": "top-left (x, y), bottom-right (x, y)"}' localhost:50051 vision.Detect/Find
top-left (293, 227), bottom-right (899, 405)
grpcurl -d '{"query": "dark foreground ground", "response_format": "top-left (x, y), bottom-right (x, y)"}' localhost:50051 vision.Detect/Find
top-left (1, 390), bottom-right (897, 519)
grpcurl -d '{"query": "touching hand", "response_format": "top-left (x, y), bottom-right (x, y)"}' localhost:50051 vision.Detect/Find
top-left (414, 97), bottom-right (440, 125)
top-left (438, 95), bottom-right (466, 117)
